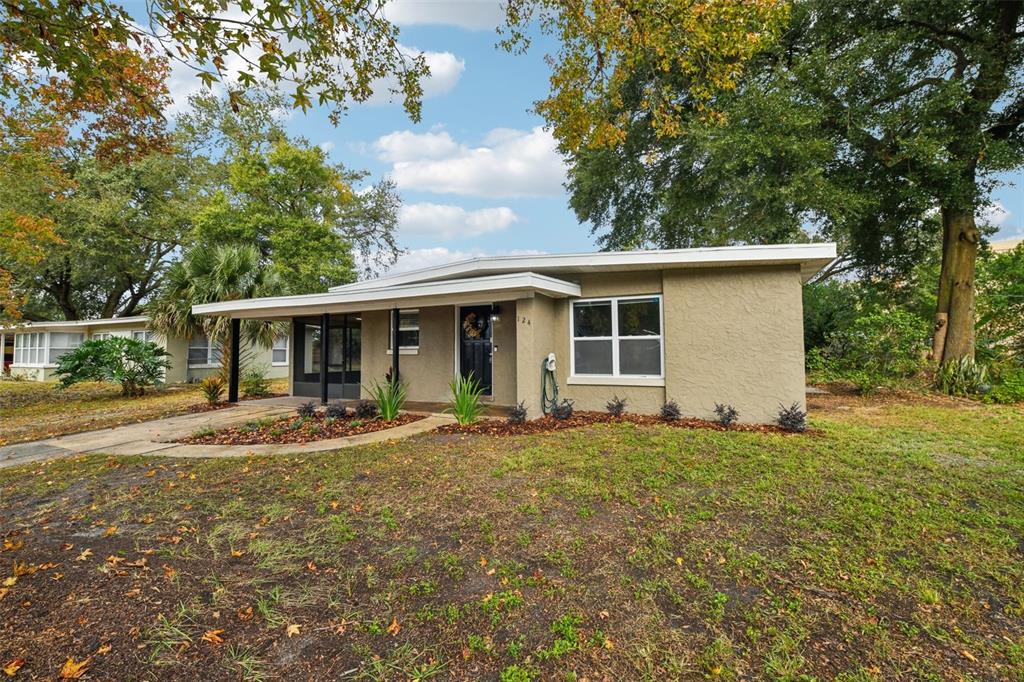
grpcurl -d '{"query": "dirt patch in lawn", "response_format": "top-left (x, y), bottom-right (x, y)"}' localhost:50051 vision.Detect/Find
top-left (176, 412), bottom-right (426, 445)
top-left (436, 410), bottom-right (808, 436)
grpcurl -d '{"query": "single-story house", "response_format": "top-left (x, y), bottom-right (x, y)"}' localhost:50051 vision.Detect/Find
top-left (192, 243), bottom-right (837, 423)
top-left (0, 316), bottom-right (289, 383)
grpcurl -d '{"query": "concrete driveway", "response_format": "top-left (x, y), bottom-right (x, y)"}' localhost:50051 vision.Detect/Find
top-left (0, 398), bottom-right (453, 470)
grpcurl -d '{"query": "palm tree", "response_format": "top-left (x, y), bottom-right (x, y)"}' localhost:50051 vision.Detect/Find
top-left (150, 243), bottom-right (284, 378)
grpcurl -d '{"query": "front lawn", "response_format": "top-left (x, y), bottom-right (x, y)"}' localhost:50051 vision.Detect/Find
top-left (1, 395), bottom-right (1022, 680)
top-left (0, 379), bottom-right (288, 445)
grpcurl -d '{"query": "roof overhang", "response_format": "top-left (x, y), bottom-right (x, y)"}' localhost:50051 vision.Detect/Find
top-left (330, 243), bottom-right (839, 292)
top-left (192, 272), bottom-right (582, 320)
top-left (0, 316), bottom-right (149, 333)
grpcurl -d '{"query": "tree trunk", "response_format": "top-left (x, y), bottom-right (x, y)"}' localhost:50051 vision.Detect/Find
top-left (935, 207), bottom-right (979, 364)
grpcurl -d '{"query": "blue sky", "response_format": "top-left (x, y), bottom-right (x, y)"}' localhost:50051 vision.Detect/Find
top-left (162, 0), bottom-right (1023, 275)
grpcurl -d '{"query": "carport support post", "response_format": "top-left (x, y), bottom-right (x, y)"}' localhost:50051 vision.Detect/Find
top-left (391, 307), bottom-right (400, 385)
top-left (320, 313), bottom-right (330, 405)
top-left (228, 318), bottom-right (240, 403)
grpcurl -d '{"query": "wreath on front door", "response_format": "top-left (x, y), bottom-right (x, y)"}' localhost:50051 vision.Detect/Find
top-left (462, 312), bottom-right (483, 339)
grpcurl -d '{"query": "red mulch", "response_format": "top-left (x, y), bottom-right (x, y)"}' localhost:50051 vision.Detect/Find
top-left (177, 412), bottom-right (426, 445)
top-left (436, 411), bottom-right (811, 436)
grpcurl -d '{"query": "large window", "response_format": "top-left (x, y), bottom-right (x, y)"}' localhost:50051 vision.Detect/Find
top-left (48, 332), bottom-right (84, 364)
top-left (188, 333), bottom-right (222, 367)
top-left (12, 331), bottom-right (83, 366)
top-left (13, 333), bottom-right (44, 366)
top-left (272, 335), bottom-right (288, 365)
top-left (571, 296), bottom-right (663, 378)
top-left (387, 309), bottom-right (420, 353)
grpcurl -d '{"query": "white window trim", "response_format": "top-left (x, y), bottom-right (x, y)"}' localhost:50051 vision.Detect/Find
top-left (12, 332), bottom-right (49, 368)
top-left (569, 294), bottom-right (665, 383)
top-left (386, 308), bottom-right (420, 355)
top-left (271, 335), bottom-right (289, 366)
top-left (188, 334), bottom-right (221, 368)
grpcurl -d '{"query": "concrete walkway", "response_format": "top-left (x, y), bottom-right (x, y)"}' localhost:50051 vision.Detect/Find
top-left (0, 399), bottom-right (454, 470)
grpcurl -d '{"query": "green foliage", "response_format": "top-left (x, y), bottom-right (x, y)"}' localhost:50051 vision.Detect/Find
top-left (55, 338), bottom-right (170, 396)
top-left (446, 372), bottom-right (487, 425)
top-left (985, 367), bottom-right (1024, 404)
top-left (820, 309), bottom-right (929, 390)
top-left (976, 245), bottom-right (1024, 364)
top-left (241, 365), bottom-right (271, 399)
top-left (199, 376), bottom-right (225, 405)
top-left (367, 377), bottom-right (407, 422)
top-left (0, 1), bottom-right (430, 123)
top-left (935, 358), bottom-right (989, 398)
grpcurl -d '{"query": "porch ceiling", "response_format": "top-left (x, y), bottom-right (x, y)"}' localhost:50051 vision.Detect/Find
top-left (191, 272), bottom-right (581, 320)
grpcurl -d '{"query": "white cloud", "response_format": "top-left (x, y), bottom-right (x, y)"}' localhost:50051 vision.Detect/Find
top-left (381, 0), bottom-right (506, 30)
top-left (377, 126), bottom-right (568, 198)
top-left (399, 202), bottom-right (518, 239)
top-left (366, 49), bottom-right (465, 105)
top-left (978, 201), bottom-right (1011, 227)
top-left (374, 130), bottom-right (460, 162)
top-left (319, 141), bottom-right (336, 153)
top-left (385, 247), bottom-right (546, 274)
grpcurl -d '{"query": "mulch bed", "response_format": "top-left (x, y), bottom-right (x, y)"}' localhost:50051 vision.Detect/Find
top-left (177, 412), bottom-right (426, 445)
top-left (436, 411), bottom-right (810, 436)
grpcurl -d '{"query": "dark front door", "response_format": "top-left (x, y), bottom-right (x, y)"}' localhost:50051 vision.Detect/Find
top-left (459, 305), bottom-right (492, 396)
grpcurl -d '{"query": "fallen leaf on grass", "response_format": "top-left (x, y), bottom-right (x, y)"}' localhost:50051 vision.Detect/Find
top-left (387, 618), bottom-right (401, 636)
top-left (1, 577), bottom-right (16, 588)
top-left (103, 526), bottom-right (117, 537)
top-left (286, 624), bottom-right (301, 638)
top-left (962, 650), bottom-right (977, 663)
top-left (106, 556), bottom-right (125, 566)
top-left (201, 629), bottom-right (224, 645)
top-left (0, 588), bottom-right (9, 601)
top-left (58, 657), bottom-right (89, 679)
top-left (75, 549), bottom-right (92, 561)
top-left (2, 539), bottom-right (23, 552)
top-left (237, 606), bottom-right (253, 622)
top-left (161, 565), bottom-right (177, 581)
top-left (230, 549), bottom-right (244, 557)
top-left (3, 658), bottom-right (24, 676)
top-left (95, 644), bottom-right (111, 655)
top-left (12, 562), bottom-right (36, 577)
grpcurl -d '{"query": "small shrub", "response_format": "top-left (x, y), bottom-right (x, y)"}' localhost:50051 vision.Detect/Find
top-left (777, 402), bottom-right (807, 432)
top-left (199, 376), bottom-right (225, 405)
top-left (353, 399), bottom-right (378, 419)
top-left (446, 372), bottom-right (487, 425)
top-left (325, 401), bottom-right (348, 419)
top-left (550, 398), bottom-right (574, 420)
top-left (606, 395), bottom-right (627, 416)
top-left (241, 365), bottom-right (272, 398)
top-left (296, 400), bottom-right (317, 418)
top-left (507, 401), bottom-right (528, 424)
top-left (367, 377), bottom-right (407, 421)
top-left (935, 356), bottom-right (989, 397)
top-left (713, 403), bottom-right (739, 427)
top-left (55, 337), bottom-right (171, 396)
top-left (985, 366), bottom-right (1024, 404)
top-left (660, 400), bottom-right (681, 421)
top-left (191, 426), bottom-right (216, 439)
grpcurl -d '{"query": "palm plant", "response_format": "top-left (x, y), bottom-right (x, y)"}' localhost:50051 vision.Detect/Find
top-left (149, 243), bottom-right (286, 379)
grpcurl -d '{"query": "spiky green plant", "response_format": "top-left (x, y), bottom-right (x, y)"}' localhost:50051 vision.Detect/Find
top-left (446, 372), bottom-right (487, 425)
top-left (367, 376), bottom-right (407, 421)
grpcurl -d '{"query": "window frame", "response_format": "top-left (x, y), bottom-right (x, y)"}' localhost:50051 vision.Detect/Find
top-left (386, 308), bottom-right (420, 355)
top-left (187, 333), bottom-right (221, 368)
top-left (13, 332), bottom-right (47, 367)
top-left (569, 294), bottom-right (665, 385)
top-left (271, 334), bottom-right (289, 366)
top-left (93, 332), bottom-right (114, 341)
top-left (131, 330), bottom-right (155, 343)
top-left (47, 332), bottom-right (84, 365)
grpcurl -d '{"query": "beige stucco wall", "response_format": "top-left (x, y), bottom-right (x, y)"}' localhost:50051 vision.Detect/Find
top-left (512, 265), bottom-right (805, 423)
top-left (360, 303), bottom-right (517, 405)
top-left (661, 266), bottom-right (806, 423)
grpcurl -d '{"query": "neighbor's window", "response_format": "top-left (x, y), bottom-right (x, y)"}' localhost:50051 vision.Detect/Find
top-left (272, 335), bottom-right (289, 365)
top-left (188, 333), bottom-right (222, 366)
top-left (131, 330), bottom-right (155, 343)
top-left (14, 332), bottom-right (45, 366)
top-left (571, 296), bottom-right (662, 377)
top-left (93, 332), bottom-right (114, 341)
top-left (47, 332), bottom-right (84, 364)
top-left (387, 310), bottom-right (420, 351)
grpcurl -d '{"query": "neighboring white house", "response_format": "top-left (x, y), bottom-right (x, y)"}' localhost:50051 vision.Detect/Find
top-left (0, 315), bottom-right (288, 383)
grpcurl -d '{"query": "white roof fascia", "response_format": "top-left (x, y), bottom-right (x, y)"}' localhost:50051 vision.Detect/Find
top-left (0, 315), bottom-right (150, 332)
top-left (192, 272), bottom-right (581, 319)
top-left (331, 243), bottom-right (838, 292)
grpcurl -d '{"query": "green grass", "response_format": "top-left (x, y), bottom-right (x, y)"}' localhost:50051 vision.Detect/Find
top-left (0, 396), bottom-right (1022, 680)
top-left (0, 378), bottom-right (288, 444)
